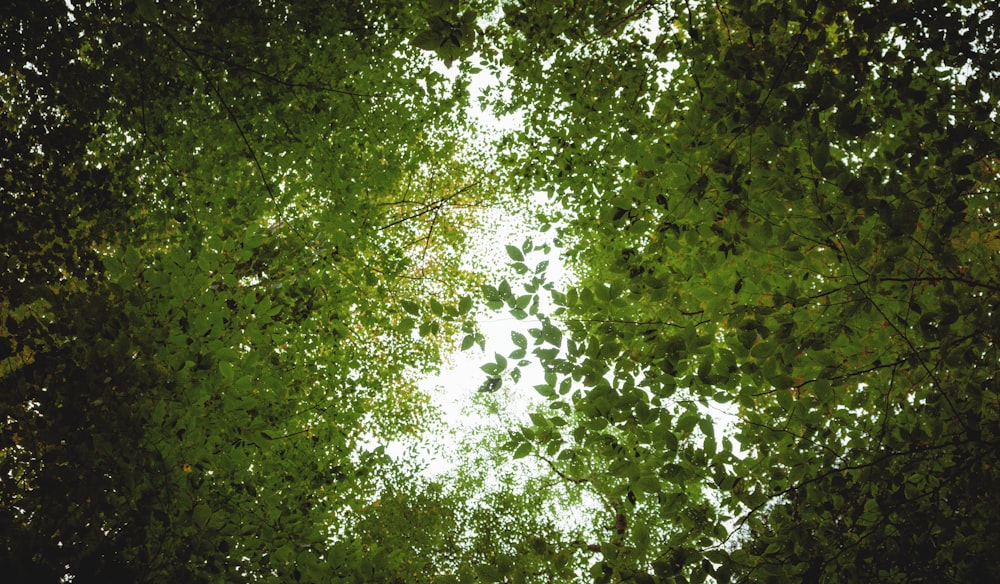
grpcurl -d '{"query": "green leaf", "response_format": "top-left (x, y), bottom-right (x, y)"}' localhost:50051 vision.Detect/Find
top-left (534, 384), bottom-right (556, 398)
top-left (776, 388), bottom-right (793, 411)
top-left (134, 0), bottom-right (159, 20)
top-left (476, 563), bottom-right (502, 581)
top-left (192, 503), bottom-right (211, 529)
top-left (541, 322), bottom-right (562, 347)
top-left (103, 256), bottom-right (124, 278)
top-left (479, 377), bottom-right (502, 393)
top-left (430, 298), bottom-right (444, 316)
top-left (412, 30), bottom-right (444, 51)
top-left (124, 247), bottom-right (142, 272)
top-left (506, 245), bottom-right (525, 261)
top-left (219, 361), bottom-right (235, 380)
top-left (481, 283), bottom-right (500, 301)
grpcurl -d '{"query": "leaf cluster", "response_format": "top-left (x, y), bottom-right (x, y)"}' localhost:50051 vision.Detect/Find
top-left (1, 0), bottom-right (491, 580)
top-left (482, 0), bottom-right (1000, 581)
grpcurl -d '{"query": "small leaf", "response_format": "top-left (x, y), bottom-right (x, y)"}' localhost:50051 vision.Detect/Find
top-left (542, 322), bottom-right (562, 347)
top-left (481, 283), bottom-right (500, 301)
top-left (412, 30), bottom-right (444, 51)
top-left (193, 503), bottom-right (211, 529)
top-left (135, 0), bottom-right (159, 20)
top-left (636, 474), bottom-right (660, 493)
top-left (479, 376), bottom-right (501, 392)
top-left (103, 256), bottom-right (124, 277)
top-left (124, 247), bottom-right (142, 272)
top-left (511, 330), bottom-right (527, 348)
top-left (513, 442), bottom-right (532, 459)
top-left (776, 388), bottom-right (794, 411)
top-left (506, 245), bottom-right (525, 261)
top-left (430, 298), bottom-right (444, 316)
top-left (476, 564), bottom-right (502, 581)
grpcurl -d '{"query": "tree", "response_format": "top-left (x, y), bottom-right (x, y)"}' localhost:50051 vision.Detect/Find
top-left (3, 0), bottom-right (998, 582)
top-left (1, 1), bottom-right (491, 580)
top-left (483, 0), bottom-right (999, 581)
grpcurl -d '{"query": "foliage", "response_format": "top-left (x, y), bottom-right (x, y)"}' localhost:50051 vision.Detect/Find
top-left (3, 0), bottom-right (999, 582)
top-left (484, 0), bottom-right (1000, 582)
top-left (346, 443), bottom-right (589, 583)
top-left (1, 0), bottom-right (490, 581)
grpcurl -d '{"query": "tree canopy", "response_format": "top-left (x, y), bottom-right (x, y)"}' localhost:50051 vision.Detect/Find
top-left (2, 0), bottom-right (998, 582)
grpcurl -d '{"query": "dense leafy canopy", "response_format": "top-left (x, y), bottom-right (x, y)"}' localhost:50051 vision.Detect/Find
top-left (483, 0), bottom-right (999, 581)
top-left (2, 0), bottom-right (998, 582)
top-left (2, 0), bottom-right (489, 580)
